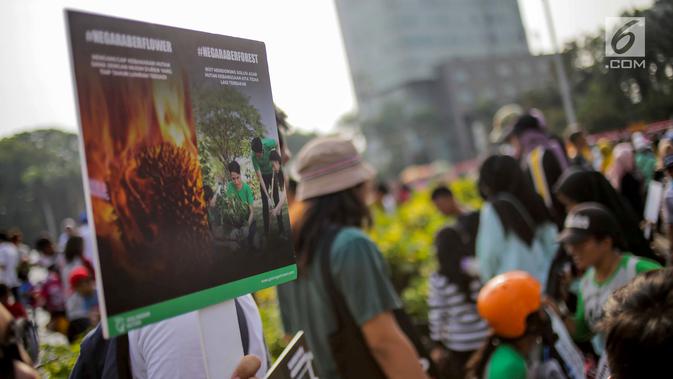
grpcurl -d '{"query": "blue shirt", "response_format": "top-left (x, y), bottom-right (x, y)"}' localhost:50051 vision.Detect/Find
top-left (476, 202), bottom-right (558, 288)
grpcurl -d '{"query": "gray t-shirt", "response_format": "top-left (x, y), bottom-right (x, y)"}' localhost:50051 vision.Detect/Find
top-left (277, 227), bottom-right (402, 379)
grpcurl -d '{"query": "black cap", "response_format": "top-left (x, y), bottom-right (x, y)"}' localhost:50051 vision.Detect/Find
top-left (558, 202), bottom-right (621, 245)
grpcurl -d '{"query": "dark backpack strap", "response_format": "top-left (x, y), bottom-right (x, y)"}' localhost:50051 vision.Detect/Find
top-left (319, 226), bottom-right (351, 330)
top-left (235, 298), bottom-right (250, 355)
top-left (115, 334), bottom-right (132, 379)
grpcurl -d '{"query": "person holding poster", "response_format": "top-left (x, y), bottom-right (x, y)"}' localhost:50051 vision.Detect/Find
top-left (277, 136), bottom-right (426, 379)
top-left (251, 136), bottom-right (279, 237)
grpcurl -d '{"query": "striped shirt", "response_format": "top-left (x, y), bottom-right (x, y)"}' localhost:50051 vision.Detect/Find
top-left (428, 273), bottom-right (490, 352)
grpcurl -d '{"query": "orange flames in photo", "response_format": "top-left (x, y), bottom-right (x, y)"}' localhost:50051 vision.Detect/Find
top-left (77, 69), bottom-right (212, 279)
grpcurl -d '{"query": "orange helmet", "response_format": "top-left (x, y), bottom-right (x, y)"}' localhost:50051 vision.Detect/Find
top-left (477, 271), bottom-right (541, 338)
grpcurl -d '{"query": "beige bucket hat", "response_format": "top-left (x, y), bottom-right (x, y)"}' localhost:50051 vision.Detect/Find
top-left (294, 136), bottom-right (376, 201)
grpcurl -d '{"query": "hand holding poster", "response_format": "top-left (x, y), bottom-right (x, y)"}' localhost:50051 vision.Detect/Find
top-left (66, 10), bottom-right (296, 338)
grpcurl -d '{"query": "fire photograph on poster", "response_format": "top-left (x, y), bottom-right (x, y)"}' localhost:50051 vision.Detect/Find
top-left (67, 10), bottom-right (295, 336)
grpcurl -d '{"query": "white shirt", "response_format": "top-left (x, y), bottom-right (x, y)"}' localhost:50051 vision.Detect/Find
top-left (78, 224), bottom-right (96, 263)
top-left (128, 295), bottom-right (268, 379)
top-left (0, 242), bottom-right (20, 287)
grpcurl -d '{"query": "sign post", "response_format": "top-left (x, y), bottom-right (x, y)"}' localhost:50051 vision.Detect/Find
top-left (65, 8), bottom-right (296, 354)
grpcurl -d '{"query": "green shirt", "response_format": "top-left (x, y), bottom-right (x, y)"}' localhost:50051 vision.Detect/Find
top-left (226, 182), bottom-right (254, 207)
top-left (251, 137), bottom-right (277, 175)
top-left (486, 344), bottom-right (527, 379)
top-left (276, 227), bottom-right (402, 379)
top-left (573, 253), bottom-right (661, 354)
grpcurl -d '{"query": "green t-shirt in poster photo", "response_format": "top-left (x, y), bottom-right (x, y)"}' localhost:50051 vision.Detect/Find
top-left (251, 137), bottom-right (278, 175)
top-left (226, 181), bottom-right (255, 207)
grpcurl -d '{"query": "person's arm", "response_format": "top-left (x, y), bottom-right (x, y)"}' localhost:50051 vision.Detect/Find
top-left (247, 186), bottom-right (255, 228)
top-left (475, 204), bottom-right (504, 283)
top-left (361, 311), bottom-right (427, 379)
top-left (567, 290), bottom-right (592, 341)
top-left (256, 170), bottom-right (270, 199)
top-left (247, 205), bottom-right (254, 228)
top-left (272, 189), bottom-right (287, 216)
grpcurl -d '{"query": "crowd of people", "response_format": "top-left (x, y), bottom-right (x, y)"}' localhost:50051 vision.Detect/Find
top-left (2, 108), bottom-right (673, 379)
top-left (276, 110), bottom-right (673, 379)
top-left (0, 217), bottom-right (100, 343)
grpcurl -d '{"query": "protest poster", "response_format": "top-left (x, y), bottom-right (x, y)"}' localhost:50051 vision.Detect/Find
top-left (66, 10), bottom-right (296, 338)
top-left (266, 332), bottom-right (318, 379)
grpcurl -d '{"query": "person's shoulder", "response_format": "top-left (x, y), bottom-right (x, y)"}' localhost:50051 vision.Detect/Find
top-left (627, 253), bottom-right (662, 273)
top-left (332, 227), bottom-right (378, 258)
top-left (242, 182), bottom-right (253, 192)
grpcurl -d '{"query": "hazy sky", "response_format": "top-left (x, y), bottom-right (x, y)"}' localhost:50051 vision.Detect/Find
top-left (0, 0), bottom-right (653, 137)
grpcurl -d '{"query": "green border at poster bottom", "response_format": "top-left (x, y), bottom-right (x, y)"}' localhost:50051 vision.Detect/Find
top-left (106, 264), bottom-right (297, 337)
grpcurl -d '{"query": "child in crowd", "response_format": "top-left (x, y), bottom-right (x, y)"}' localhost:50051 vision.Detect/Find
top-left (0, 283), bottom-right (27, 319)
top-left (66, 266), bottom-right (98, 343)
top-left (40, 265), bottom-right (67, 333)
top-left (62, 236), bottom-right (95, 294)
top-left (556, 202), bottom-right (661, 356)
top-left (467, 271), bottom-right (564, 379)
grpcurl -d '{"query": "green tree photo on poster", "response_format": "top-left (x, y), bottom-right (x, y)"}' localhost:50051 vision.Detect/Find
top-left (193, 84), bottom-right (265, 180)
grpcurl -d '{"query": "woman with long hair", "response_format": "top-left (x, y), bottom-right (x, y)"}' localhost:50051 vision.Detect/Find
top-left (476, 155), bottom-right (558, 288)
top-left (276, 137), bottom-right (425, 379)
top-left (554, 168), bottom-right (660, 263)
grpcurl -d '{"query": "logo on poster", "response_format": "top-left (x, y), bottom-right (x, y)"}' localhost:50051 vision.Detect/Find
top-left (115, 318), bottom-right (126, 334)
top-left (605, 17), bottom-right (645, 69)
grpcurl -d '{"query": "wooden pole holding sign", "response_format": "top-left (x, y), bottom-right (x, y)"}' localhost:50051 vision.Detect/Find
top-left (197, 301), bottom-right (243, 379)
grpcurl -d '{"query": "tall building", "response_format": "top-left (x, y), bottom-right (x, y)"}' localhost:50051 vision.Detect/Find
top-left (334, 0), bottom-right (555, 173)
top-left (334, 0), bottom-right (529, 118)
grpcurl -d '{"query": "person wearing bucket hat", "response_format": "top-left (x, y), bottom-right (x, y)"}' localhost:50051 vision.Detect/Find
top-left (277, 136), bottom-right (426, 379)
top-left (556, 202), bottom-right (661, 356)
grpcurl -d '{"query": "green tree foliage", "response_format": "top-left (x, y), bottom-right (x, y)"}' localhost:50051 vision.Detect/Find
top-left (369, 177), bottom-right (482, 322)
top-left (193, 85), bottom-right (265, 228)
top-left (0, 129), bottom-right (85, 242)
top-left (522, 0), bottom-right (673, 134)
top-left (193, 85), bottom-right (265, 185)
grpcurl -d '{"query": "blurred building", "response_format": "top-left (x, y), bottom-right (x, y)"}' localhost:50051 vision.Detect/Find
top-left (334, 0), bottom-right (554, 171)
top-left (436, 54), bottom-right (554, 161)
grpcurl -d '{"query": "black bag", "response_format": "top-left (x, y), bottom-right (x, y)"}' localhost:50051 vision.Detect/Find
top-left (319, 226), bottom-right (386, 379)
top-left (320, 226), bottom-right (439, 379)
